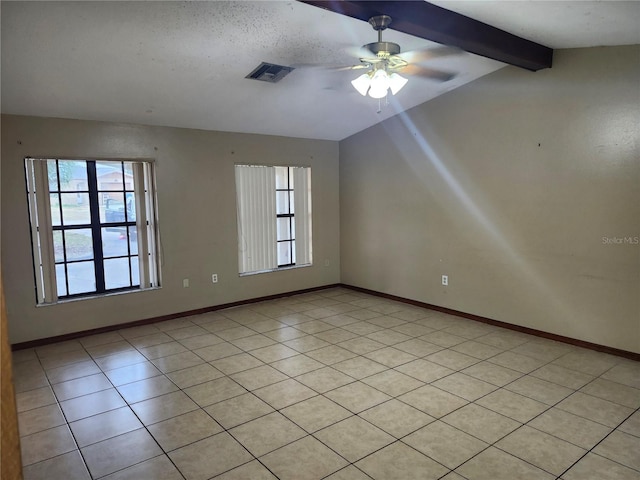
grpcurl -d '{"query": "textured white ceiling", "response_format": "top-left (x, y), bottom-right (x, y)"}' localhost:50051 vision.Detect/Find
top-left (2, 1), bottom-right (638, 141)
top-left (430, 0), bottom-right (640, 49)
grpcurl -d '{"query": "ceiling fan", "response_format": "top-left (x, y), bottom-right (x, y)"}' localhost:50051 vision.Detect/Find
top-left (338, 15), bottom-right (459, 99)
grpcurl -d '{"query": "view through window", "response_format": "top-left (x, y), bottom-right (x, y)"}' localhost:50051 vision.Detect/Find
top-left (276, 166), bottom-right (296, 267)
top-left (25, 158), bottom-right (160, 303)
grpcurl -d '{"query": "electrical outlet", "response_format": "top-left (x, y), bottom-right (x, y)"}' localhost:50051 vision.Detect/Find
top-left (212, 274), bottom-right (218, 284)
top-left (183, 278), bottom-right (189, 288)
top-left (442, 275), bottom-right (448, 286)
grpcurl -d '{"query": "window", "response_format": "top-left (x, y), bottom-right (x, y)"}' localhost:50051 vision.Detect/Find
top-left (235, 165), bottom-right (312, 274)
top-left (276, 166), bottom-right (295, 267)
top-left (25, 158), bottom-right (160, 304)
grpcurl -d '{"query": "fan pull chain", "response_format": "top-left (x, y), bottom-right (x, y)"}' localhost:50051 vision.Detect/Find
top-left (376, 93), bottom-right (391, 114)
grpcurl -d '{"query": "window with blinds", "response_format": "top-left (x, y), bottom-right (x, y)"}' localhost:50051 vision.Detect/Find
top-left (24, 158), bottom-right (161, 304)
top-left (235, 165), bottom-right (312, 275)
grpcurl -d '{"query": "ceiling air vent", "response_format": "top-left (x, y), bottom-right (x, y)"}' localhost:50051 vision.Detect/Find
top-left (245, 62), bottom-right (294, 83)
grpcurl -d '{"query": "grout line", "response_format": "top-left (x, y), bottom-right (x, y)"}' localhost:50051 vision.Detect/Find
top-left (13, 291), bottom-right (640, 479)
top-left (555, 405), bottom-right (640, 478)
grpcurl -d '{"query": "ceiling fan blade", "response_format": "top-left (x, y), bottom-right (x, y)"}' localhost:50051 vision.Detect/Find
top-left (328, 64), bottom-right (371, 72)
top-left (345, 45), bottom-right (374, 59)
top-left (345, 46), bottom-right (387, 63)
top-left (396, 46), bottom-right (462, 64)
top-left (288, 62), bottom-right (333, 69)
top-left (398, 64), bottom-right (456, 82)
top-left (289, 62), bottom-right (368, 71)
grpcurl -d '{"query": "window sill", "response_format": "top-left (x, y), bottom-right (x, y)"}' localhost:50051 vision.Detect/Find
top-left (36, 286), bottom-right (161, 307)
top-left (239, 263), bottom-right (313, 277)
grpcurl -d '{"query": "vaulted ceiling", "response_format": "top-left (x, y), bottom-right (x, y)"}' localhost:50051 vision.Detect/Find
top-left (2, 1), bottom-right (639, 141)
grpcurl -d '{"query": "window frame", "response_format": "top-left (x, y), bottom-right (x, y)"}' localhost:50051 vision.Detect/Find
top-left (275, 166), bottom-right (295, 267)
top-left (235, 164), bottom-right (312, 276)
top-left (24, 157), bottom-right (161, 305)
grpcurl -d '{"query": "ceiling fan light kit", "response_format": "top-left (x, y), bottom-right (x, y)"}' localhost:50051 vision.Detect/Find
top-left (349, 14), bottom-right (456, 103)
top-left (351, 69), bottom-right (409, 98)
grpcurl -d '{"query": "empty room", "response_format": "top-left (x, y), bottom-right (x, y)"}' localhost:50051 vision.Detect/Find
top-left (1, 1), bottom-right (639, 479)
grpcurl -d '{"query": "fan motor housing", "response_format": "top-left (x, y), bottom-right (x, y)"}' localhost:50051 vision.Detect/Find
top-left (368, 15), bottom-right (392, 31)
top-left (364, 41), bottom-right (401, 57)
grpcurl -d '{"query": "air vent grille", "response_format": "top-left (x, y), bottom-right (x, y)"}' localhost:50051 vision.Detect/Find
top-left (246, 62), bottom-right (294, 83)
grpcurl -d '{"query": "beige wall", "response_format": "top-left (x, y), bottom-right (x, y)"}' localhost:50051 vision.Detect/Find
top-left (340, 46), bottom-right (640, 353)
top-left (3, 46), bottom-right (638, 352)
top-left (1, 116), bottom-right (340, 343)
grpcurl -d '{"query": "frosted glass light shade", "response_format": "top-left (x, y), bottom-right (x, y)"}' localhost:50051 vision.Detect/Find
top-left (368, 86), bottom-right (387, 99)
top-left (389, 73), bottom-right (408, 95)
top-left (351, 74), bottom-right (371, 96)
top-left (368, 70), bottom-right (390, 99)
top-left (351, 69), bottom-right (408, 99)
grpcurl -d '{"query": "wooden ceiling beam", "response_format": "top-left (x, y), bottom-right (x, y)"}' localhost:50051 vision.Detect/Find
top-left (298, 0), bottom-right (553, 71)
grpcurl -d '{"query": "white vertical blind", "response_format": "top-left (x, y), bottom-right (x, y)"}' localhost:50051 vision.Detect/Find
top-left (142, 162), bottom-right (161, 288)
top-left (235, 165), bottom-right (277, 273)
top-left (25, 160), bottom-right (57, 304)
top-left (132, 162), bottom-right (159, 288)
top-left (293, 166), bottom-right (312, 266)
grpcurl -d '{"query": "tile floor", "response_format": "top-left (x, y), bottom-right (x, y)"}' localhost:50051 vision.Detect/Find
top-left (12, 287), bottom-right (640, 480)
